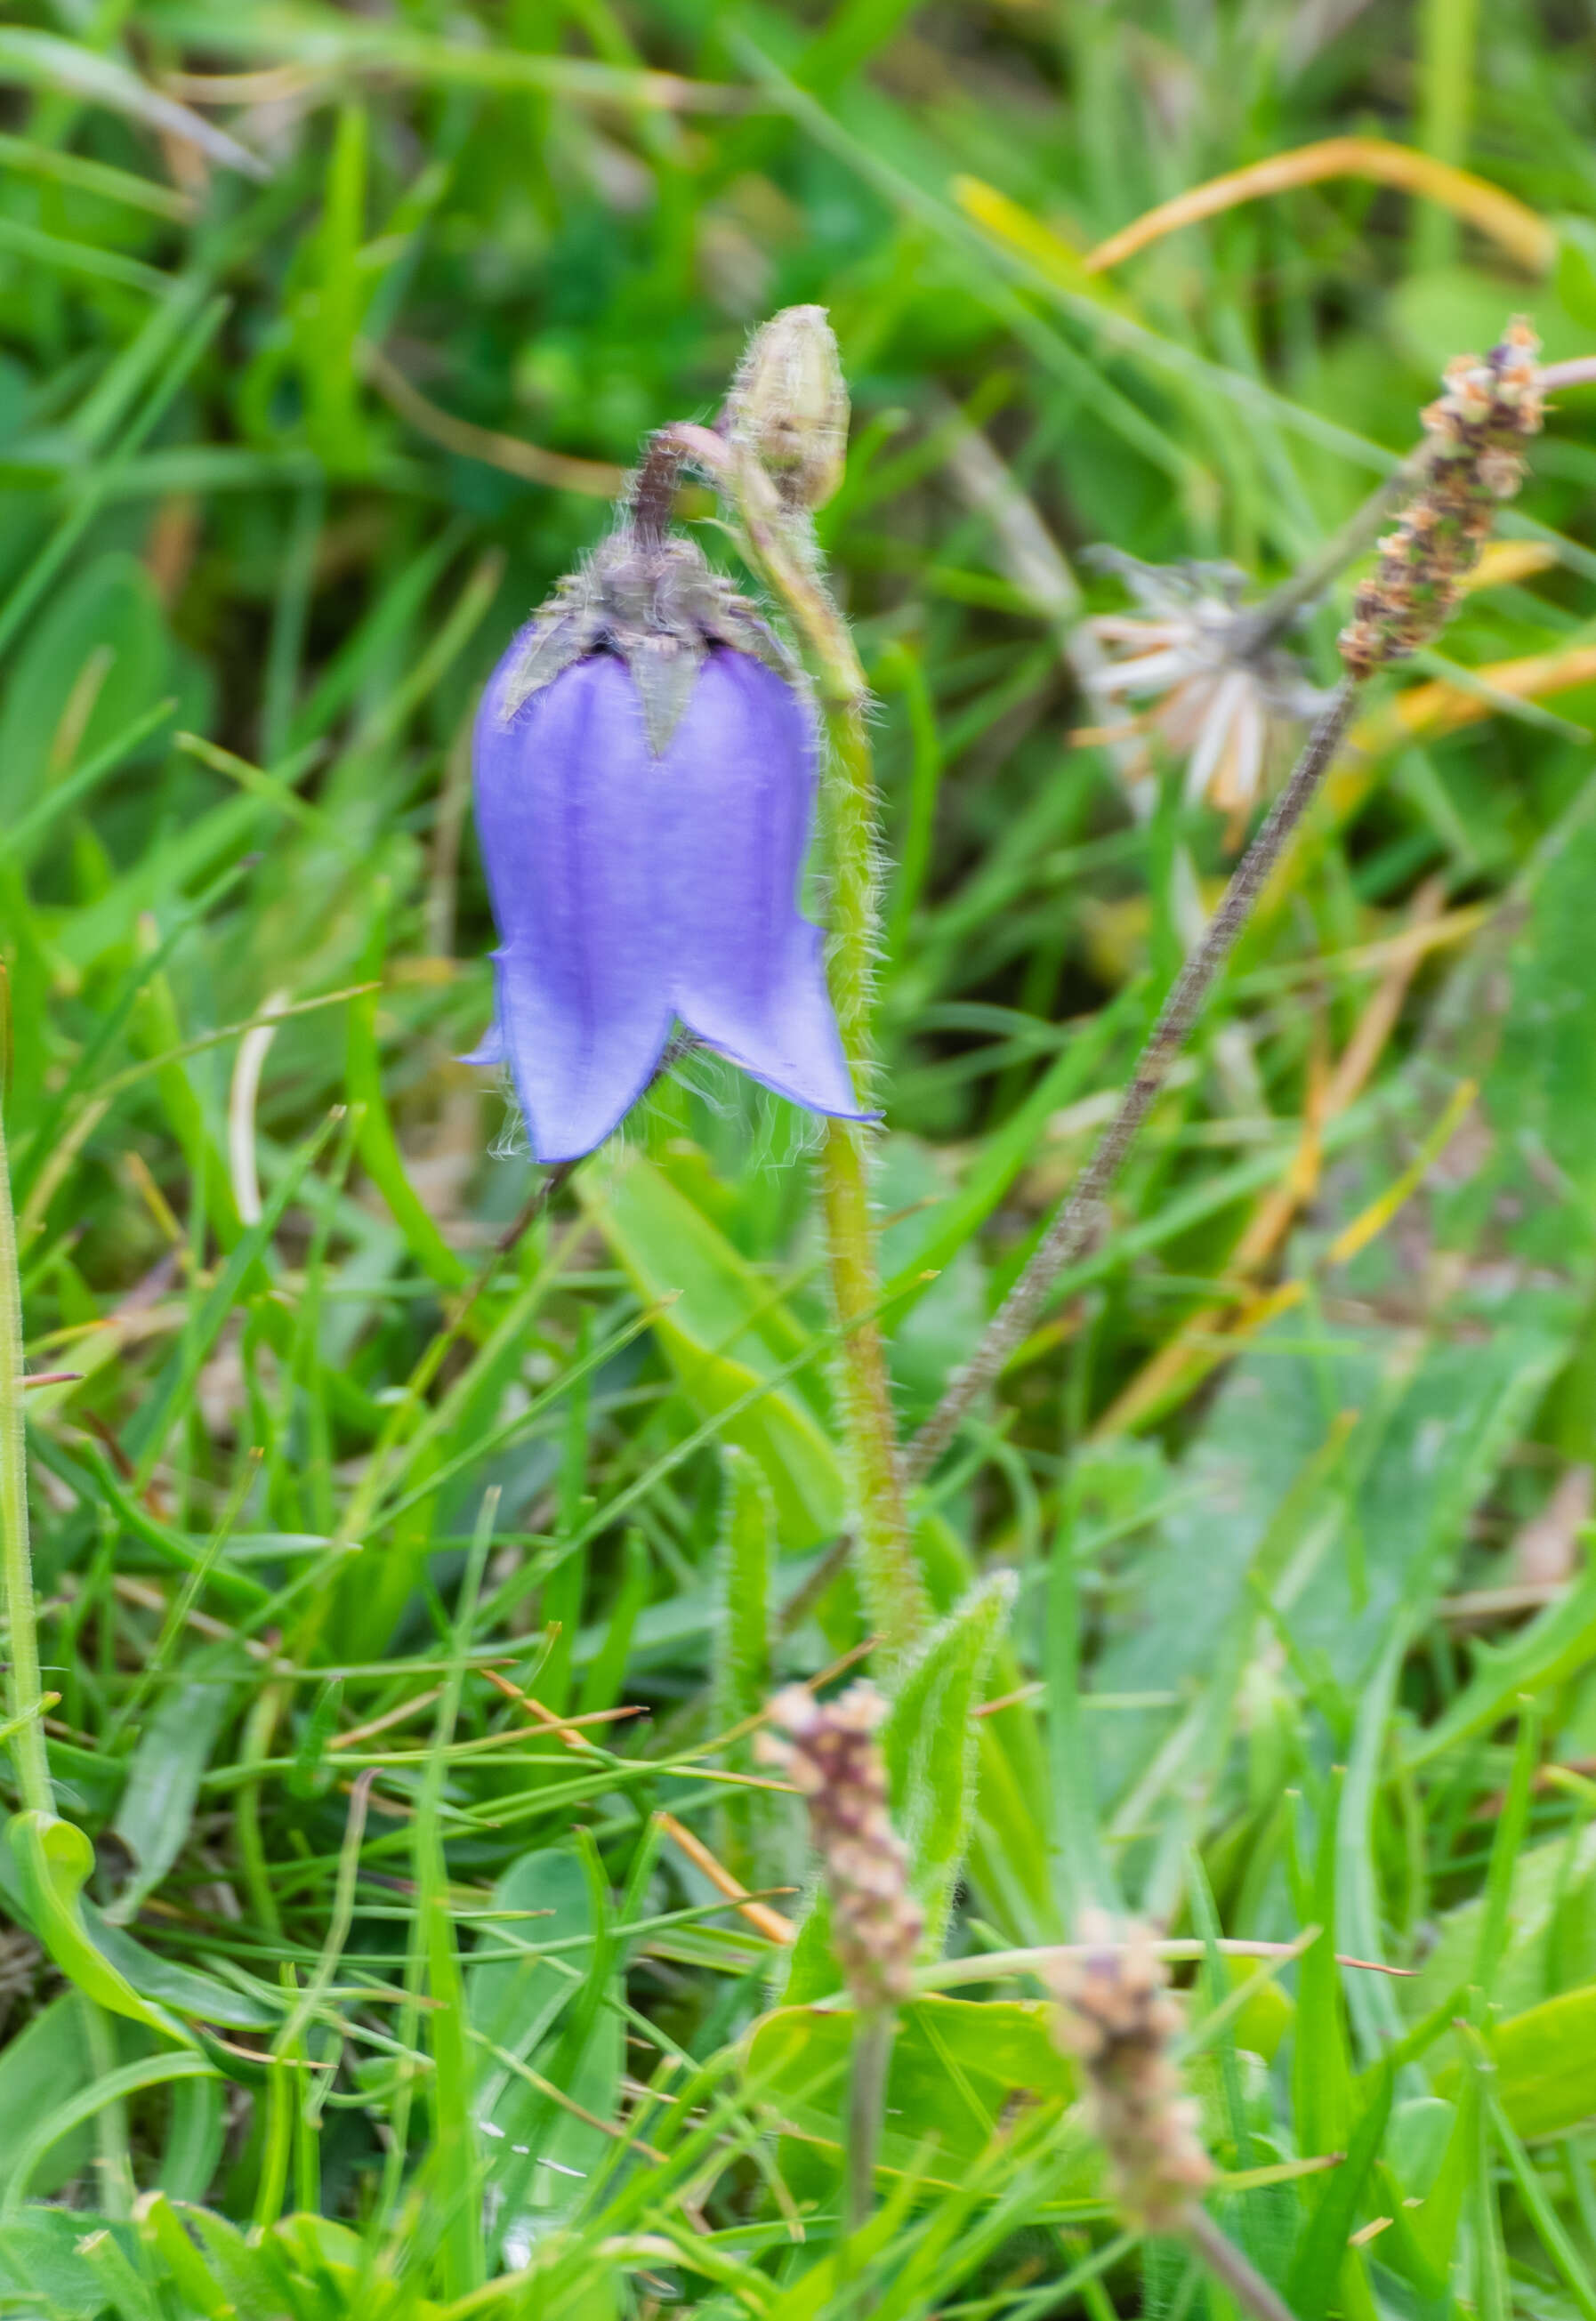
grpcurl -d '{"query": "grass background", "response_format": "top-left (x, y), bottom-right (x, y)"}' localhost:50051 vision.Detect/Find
top-left (3, 0), bottom-right (1596, 2313)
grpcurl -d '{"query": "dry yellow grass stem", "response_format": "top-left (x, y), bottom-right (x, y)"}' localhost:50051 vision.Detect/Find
top-left (1367, 640), bottom-right (1596, 747)
top-left (1080, 137), bottom-right (1552, 276)
top-left (359, 339), bottom-right (626, 497)
top-left (654, 1810), bottom-right (796, 1947)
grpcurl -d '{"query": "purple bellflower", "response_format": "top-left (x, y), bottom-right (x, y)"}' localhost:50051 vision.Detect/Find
top-left (468, 526), bottom-right (868, 1165)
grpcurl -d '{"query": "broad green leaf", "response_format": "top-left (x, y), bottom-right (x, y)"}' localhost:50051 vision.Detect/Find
top-left (1487, 801), bottom-right (1596, 1203)
top-left (745, 1996), bottom-right (1076, 2177)
top-left (715, 1446), bottom-right (775, 1729)
top-left (1556, 220), bottom-right (1596, 332)
top-left (2, 1811), bottom-right (274, 2039)
top-left (0, 1994), bottom-right (95, 2196)
top-left (1, 2050), bottom-right (220, 2217)
top-left (473, 1839), bottom-right (619, 2263)
top-left (1399, 1823), bottom-right (1596, 2022)
top-left (1221, 1955), bottom-right (1294, 2064)
top-left (6, 1812), bottom-right (189, 2043)
top-left (0, 2207), bottom-right (113, 2317)
top-left (1093, 1317), bottom-right (1567, 1806)
top-left (1490, 1985), bottom-right (1596, 2140)
top-left (427, 1882), bottom-right (483, 2301)
top-left (1386, 267), bottom-right (1587, 381)
top-left (467, 1841), bottom-right (621, 2266)
top-left (110, 1677), bottom-right (233, 1921)
top-left (1290, 1796), bottom-right (1356, 2167)
top-left (468, 1845), bottom-right (593, 2099)
top-left (0, 551), bottom-right (170, 825)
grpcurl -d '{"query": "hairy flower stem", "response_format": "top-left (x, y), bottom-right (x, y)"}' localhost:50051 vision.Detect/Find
top-left (907, 679), bottom-right (1358, 1481)
top-left (846, 2007), bottom-right (894, 2244)
top-left (630, 433), bottom-right (684, 552)
top-left (1183, 2205), bottom-right (1301, 2321)
top-left (820, 693), bottom-right (927, 1659)
top-left (0, 1100), bottom-right (52, 1818)
top-left (665, 419), bottom-right (929, 1656)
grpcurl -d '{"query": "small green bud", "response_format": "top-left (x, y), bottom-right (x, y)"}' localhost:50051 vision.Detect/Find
top-left (729, 304), bottom-right (849, 512)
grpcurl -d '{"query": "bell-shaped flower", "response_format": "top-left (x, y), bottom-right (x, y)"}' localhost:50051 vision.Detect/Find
top-left (467, 528), bottom-right (868, 1164)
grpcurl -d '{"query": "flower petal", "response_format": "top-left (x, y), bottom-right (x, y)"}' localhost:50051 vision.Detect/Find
top-left (662, 649), bottom-right (869, 1121)
top-left (1183, 667), bottom-right (1249, 806)
top-left (472, 649), bottom-right (673, 1162)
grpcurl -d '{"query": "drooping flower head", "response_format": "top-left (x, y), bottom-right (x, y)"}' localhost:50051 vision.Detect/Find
top-left (468, 504), bottom-right (867, 1164)
top-left (1083, 550), bottom-right (1326, 824)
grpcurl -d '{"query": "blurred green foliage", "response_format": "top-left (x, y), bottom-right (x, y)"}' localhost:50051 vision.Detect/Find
top-left (2, 0), bottom-right (1596, 2313)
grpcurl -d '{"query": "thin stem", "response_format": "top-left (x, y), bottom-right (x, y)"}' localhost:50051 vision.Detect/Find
top-left (631, 431), bottom-right (685, 551)
top-left (907, 680), bottom-right (1358, 1482)
top-left (845, 2006), bottom-right (894, 2241)
top-left (678, 419), bottom-right (929, 1656)
top-left (1414, 0), bottom-right (1478, 274)
top-left (85, 1999), bottom-right (133, 2220)
top-left (1183, 2204), bottom-right (1301, 2321)
top-left (0, 1098), bottom-right (52, 1817)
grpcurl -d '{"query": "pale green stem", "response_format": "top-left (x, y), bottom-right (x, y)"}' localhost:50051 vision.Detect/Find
top-left (1184, 2204), bottom-right (1300, 2321)
top-left (85, 1999), bottom-right (133, 2220)
top-left (0, 1100), bottom-right (52, 1818)
top-left (662, 423), bottom-right (929, 1657)
top-left (845, 2006), bottom-right (894, 2244)
top-left (1414, 0), bottom-right (1478, 272)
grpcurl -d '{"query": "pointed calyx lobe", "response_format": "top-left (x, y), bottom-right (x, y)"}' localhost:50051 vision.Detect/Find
top-left (470, 529), bottom-right (867, 1165)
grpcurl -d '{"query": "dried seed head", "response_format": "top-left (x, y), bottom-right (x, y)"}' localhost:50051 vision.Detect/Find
top-left (1051, 1913), bottom-right (1214, 2232)
top-left (727, 305), bottom-right (850, 512)
top-left (756, 1682), bottom-right (923, 2008)
top-left (1339, 318), bottom-right (1544, 680)
top-left (1082, 551), bottom-right (1329, 826)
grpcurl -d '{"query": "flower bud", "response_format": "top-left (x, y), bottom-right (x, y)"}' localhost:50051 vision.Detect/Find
top-left (728, 305), bottom-right (850, 512)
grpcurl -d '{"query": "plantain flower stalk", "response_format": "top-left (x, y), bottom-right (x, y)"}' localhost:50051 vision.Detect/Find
top-left (759, 1680), bottom-right (922, 2244)
top-left (1052, 1916), bottom-right (1298, 2321)
top-left (1340, 318), bottom-right (1543, 676)
top-left (1051, 1914), bottom-right (1213, 2232)
top-left (756, 1681), bottom-right (922, 2009)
